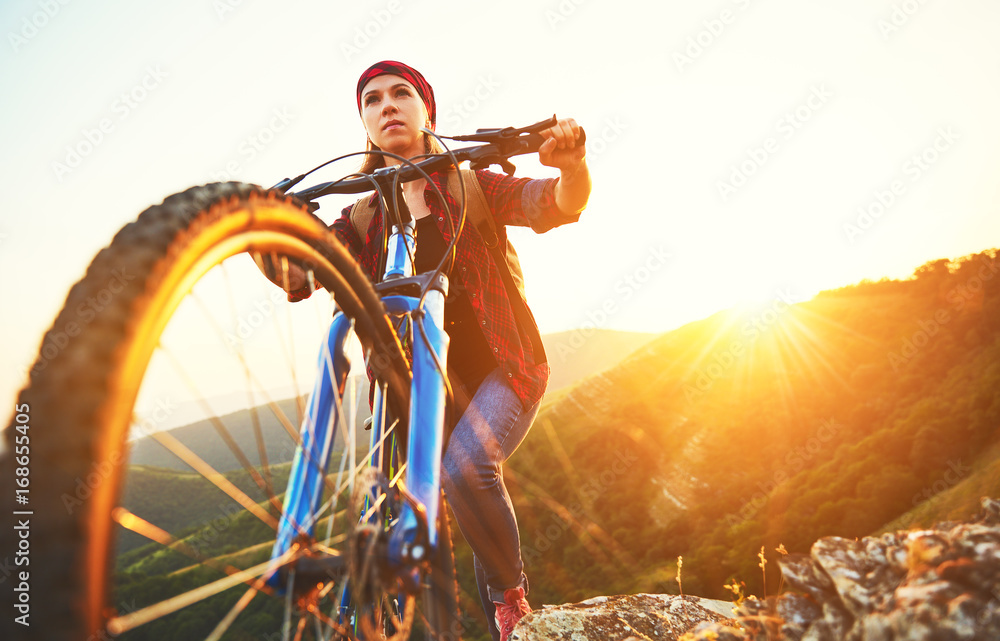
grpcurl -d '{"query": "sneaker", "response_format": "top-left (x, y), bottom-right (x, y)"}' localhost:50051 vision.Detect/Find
top-left (494, 586), bottom-right (531, 641)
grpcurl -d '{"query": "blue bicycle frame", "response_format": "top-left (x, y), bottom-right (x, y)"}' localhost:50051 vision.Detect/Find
top-left (266, 215), bottom-right (450, 591)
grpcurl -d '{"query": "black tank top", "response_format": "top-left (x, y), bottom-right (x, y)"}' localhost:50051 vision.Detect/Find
top-left (414, 215), bottom-right (498, 394)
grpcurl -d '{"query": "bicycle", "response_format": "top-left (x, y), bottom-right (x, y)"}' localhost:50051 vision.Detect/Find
top-left (1, 116), bottom-right (582, 641)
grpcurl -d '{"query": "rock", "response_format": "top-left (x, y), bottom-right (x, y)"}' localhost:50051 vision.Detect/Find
top-left (780, 553), bottom-right (838, 603)
top-left (511, 594), bottom-right (735, 641)
top-left (686, 497), bottom-right (1000, 640)
top-left (776, 593), bottom-right (822, 640)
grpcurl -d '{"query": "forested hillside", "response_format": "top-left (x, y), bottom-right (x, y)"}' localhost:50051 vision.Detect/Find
top-left (541, 329), bottom-right (658, 392)
top-left (501, 249), bottom-right (1000, 611)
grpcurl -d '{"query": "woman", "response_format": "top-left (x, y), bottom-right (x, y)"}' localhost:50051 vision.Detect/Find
top-left (284, 60), bottom-right (590, 641)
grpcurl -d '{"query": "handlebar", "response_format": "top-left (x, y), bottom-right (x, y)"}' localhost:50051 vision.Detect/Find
top-left (282, 115), bottom-right (585, 203)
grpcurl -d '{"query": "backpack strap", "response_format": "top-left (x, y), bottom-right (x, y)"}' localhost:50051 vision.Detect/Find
top-left (349, 193), bottom-right (379, 240)
top-left (449, 169), bottom-right (496, 245)
top-left (447, 169), bottom-right (547, 365)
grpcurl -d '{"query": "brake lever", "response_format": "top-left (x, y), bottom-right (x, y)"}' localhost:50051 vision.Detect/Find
top-left (471, 158), bottom-right (516, 174)
top-left (449, 115), bottom-right (558, 143)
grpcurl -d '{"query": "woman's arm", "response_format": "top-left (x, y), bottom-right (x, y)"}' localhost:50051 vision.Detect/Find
top-left (477, 117), bottom-right (591, 231)
top-left (538, 117), bottom-right (591, 215)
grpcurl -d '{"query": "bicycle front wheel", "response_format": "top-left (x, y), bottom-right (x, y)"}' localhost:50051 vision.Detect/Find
top-left (1, 182), bottom-right (420, 640)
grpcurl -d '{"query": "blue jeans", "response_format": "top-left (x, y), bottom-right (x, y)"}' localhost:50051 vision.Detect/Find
top-left (441, 367), bottom-right (540, 640)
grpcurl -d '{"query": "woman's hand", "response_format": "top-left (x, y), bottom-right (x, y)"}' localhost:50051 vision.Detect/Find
top-left (251, 251), bottom-right (308, 292)
top-left (538, 117), bottom-right (586, 172)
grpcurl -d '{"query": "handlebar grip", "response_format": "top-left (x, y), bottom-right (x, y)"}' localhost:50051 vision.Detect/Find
top-left (525, 127), bottom-right (587, 151)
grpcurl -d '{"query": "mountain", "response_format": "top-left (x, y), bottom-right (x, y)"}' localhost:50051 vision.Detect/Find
top-left (127, 379), bottom-right (371, 472)
top-left (117, 463), bottom-right (290, 555)
top-left (542, 329), bottom-right (659, 393)
top-left (503, 249), bottom-right (1000, 606)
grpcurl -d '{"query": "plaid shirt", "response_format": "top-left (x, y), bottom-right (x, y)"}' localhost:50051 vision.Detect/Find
top-left (313, 169), bottom-right (580, 409)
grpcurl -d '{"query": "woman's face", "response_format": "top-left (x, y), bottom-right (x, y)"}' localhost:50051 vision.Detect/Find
top-left (360, 73), bottom-right (430, 159)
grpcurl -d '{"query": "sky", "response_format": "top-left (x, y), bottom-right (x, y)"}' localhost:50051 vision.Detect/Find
top-left (2, 0), bottom-right (1000, 414)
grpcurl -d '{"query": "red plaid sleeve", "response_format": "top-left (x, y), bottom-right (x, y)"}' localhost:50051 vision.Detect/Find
top-left (473, 170), bottom-right (581, 232)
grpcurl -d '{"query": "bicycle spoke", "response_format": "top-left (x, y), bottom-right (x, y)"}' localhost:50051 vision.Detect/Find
top-left (250, 398), bottom-right (277, 514)
top-left (292, 615), bottom-right (307, 641)
top-left (108, 549), bottom-right (298, 634)
top-left (222, 263), bottom-right (278, 512)
top-left (204, 573), bottom-right (272, 641)
top-left (146, 428), bottom-right (279, 530)
top-left (282, 568), bottom-right (296, 641)
top-left (159, 343), bottom-right (284, 516)
top-left (113, 507), bottom-right (276, 585)
top-left (389, 458), bottom-right (407, 488)
top-left (277, 255), bottom-right (305, 422)
top-left (161, 290), bottom-right (347, 526)
top-left (216, 292), bottom-right (353, 511)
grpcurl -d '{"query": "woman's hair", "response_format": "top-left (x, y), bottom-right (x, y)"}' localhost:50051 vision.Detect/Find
top-left (358, 131), bottom-right (445, 175)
